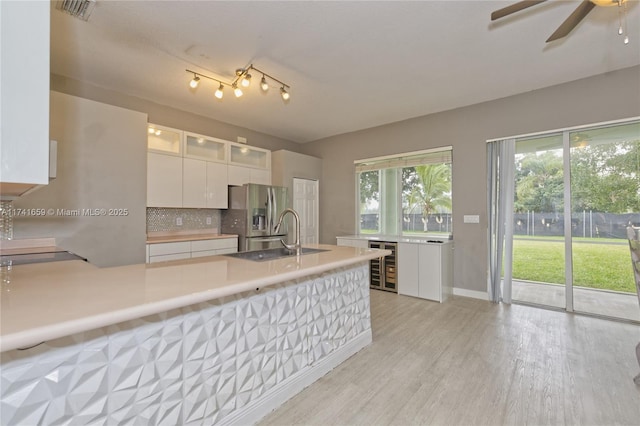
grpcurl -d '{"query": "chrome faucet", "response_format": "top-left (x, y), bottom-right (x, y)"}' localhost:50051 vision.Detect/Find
top-left (274, 208), bottom-right (302, 256)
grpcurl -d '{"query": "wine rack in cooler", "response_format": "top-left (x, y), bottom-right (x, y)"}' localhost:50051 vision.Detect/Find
top-left (368, 241), bottom-right (397, 293)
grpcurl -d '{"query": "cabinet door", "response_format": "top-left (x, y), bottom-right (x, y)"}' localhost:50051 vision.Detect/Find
top-left (206, 162), bottom-right (228, 208)
top-left (336, 238), bottom-right (369, 249)
top-left (419, 244), bottom-right (443, 302)
top-left (227, 164), bottom-right (251, 186)
top-left (147, 152), bottom-right (182, 207)
top-left (0, 1), bottom-right (50, 189)
top-left (398, 243), bottom-right (420, 298)
top-left (183, 158), bottom-right (207, 208)
top-left (250, 167), bottom-right (272, 185)
top-left (147, 124), bottom-right (182, 155)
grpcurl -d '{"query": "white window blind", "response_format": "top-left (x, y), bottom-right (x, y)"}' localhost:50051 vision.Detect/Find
top-left (355, 147), bottom-right (452, 172)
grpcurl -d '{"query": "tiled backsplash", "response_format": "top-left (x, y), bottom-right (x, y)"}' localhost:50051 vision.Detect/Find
top-left (146, 207), bottom-right (221, 233)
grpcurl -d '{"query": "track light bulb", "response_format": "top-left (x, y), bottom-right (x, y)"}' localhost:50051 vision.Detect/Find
top-left (215, 83), bottom-right (224, 99)
top-left (624, 35), bottom-right (629, 44)
top-left (233, 84), bottom-right (243, 98)
top-left (260, 76), bottom-right (269, 91)
top-left (280, 86), bottom-right (290, 101)
top-left (189, 75), bottom-right (200, 89)
top-left (241, 73), bottom-right (251, 88)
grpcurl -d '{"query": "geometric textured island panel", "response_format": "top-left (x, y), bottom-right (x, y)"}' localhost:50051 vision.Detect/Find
top-left (0, 262), bottom-right (370, 425)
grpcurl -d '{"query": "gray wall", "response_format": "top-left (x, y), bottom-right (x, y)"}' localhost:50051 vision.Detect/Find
top-left (14, 91), bottom-right (148, 267)
top-left (298, 65), bottom-right (640, 295)
top-left (51, 74), bottom-right (301, 152)
top-left (272, 150), bottom-right (323, 241)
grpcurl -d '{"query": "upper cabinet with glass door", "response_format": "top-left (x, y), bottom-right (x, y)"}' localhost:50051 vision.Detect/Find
top-left (147, 124), bottom-right (183, 156)
top-left (228, 142), bottom-right (271, 169)
top-left (184, 132), bottom-right (228, 163)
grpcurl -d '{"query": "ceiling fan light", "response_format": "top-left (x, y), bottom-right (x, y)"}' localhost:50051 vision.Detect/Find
top-left (260, 76), bottom-right (269, 92)
top-left (215, 83), bottom-right (224, 99)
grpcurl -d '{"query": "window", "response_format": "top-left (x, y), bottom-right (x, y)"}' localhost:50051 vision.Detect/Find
top-left (355, 147), bottom-right (453, 236)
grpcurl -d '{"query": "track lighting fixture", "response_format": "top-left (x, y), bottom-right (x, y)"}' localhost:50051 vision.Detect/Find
top-left (280, 86), bottom-right (290, 101)
top-left (185, 64), bottom-right (290, 103)
top-left (215, 83), bottom-right (224, 99)
top-left (189, 75), bottom-right (200, 89)
top-left (241, 73), bottom-right (252, 88)
top-left (233, 84), bottom-right (243, 98)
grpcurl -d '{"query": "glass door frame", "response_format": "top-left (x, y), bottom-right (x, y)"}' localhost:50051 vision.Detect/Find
top-left (501, 116), bottom-right (640, 320)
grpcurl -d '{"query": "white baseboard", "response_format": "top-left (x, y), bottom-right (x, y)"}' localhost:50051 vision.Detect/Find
top-left (453, 287), bottom-right (488, 300)
top-left (220, 329), bottom-right (373, 426)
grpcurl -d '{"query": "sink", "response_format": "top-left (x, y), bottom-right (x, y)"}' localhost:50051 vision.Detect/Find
top-left (224, 247), bottom-right (329, 262)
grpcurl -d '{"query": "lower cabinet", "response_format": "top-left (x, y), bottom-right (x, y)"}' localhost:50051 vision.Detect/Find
top-left (146, 237), bottom-right (238, 263)
top-left (398, 242), bottom-right (453, 302)
top-left (336, 237), bottom-right (369, 249)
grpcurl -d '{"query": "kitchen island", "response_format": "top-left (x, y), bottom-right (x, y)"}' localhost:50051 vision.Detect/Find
top-left (0, 244), bottom-right (388, 425)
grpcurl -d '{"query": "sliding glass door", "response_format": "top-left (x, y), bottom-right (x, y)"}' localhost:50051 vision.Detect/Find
top-left (508, 120), bottom-right (640, 322)
top-left (511, 133), bottom-right (566, 309)
top-left (569, 122), bottom-right (640, 321)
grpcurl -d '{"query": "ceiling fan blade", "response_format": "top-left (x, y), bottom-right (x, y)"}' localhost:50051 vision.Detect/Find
top-left (491, 0), bottom-right (547, 21)
top-left (546, 0), bottom-right (596, 42)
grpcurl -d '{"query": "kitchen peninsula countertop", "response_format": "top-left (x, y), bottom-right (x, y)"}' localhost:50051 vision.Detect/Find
top-left (0, 244), bottom-right (389, 352)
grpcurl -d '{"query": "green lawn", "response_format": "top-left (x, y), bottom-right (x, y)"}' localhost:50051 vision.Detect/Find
top-left (512, 238), bottom-right (635, 293)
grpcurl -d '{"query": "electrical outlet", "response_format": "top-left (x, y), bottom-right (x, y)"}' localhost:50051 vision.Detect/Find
top-left (206, 217), bottom-right (212, 225)
top-left (176, 217), bottom-right (183, 226)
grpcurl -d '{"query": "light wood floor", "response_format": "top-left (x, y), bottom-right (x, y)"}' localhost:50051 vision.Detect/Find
top-left (260, 291), bottom-right (640, 426)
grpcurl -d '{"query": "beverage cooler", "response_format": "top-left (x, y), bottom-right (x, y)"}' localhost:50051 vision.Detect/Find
top-left (368, 241), bottom-right (397, 293)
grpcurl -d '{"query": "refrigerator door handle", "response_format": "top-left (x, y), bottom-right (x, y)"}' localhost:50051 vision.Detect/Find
top-left (267, 187), bottom-right (273, 234)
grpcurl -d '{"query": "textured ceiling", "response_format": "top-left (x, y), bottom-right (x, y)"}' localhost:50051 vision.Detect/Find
top-left (50, 1), bottom-right (640, 143)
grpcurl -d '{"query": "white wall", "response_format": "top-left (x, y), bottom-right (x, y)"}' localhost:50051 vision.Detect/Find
top-left (13, 92), bottom-right (148, 267)
top-left (298, 65), bottom-right (640, 294)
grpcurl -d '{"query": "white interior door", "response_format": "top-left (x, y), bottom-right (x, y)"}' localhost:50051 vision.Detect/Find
top-left (293, 178), bottom-right (319, 244)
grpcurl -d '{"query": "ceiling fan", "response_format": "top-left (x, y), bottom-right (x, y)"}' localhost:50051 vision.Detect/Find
top-left (491, 0), bottom-right (631, 43)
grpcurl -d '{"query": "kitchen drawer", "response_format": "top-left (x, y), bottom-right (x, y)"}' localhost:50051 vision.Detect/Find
top-left (190, 249), bottom-right (218, 258)
top-left (148, 252), bottom-right (191, 263)
top-left (191, 237), bottom-right (237, 252)
top-left (148, 241), bottom-right (191, 256)
top-left (336, 238), bottom-right (369, 249)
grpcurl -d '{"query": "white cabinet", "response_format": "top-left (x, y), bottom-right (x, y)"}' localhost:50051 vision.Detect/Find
top-left (147, 241), bottom-right (191, 263)
top-left (398, 242), bottom-right (453, 302)
top-left (190, 237), bottom-right (238, 258)
top-left (147, 124), bottom-right (183, 156)
top-left (183, 158), bottom-right (228, 209)
top-left (0, 1), bottom-right (50, 196)
top-left (147, 237), bottom-right (238, 263)
top-left (182, 158), bottom-right (207, 208)
top-left (147, 152), bottom-right (183, 207)
top-left (147, 127), bottom-right (231, 208)
top-left (206, 161), bottom-right (228, 208)
top-left (336, 237), bottom-right (369, 249)
top-left (227, 142), bottom-right (271, 186)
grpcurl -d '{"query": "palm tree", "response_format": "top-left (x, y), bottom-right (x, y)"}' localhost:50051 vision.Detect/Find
top-left (406, 164), bottom-right (452, 231)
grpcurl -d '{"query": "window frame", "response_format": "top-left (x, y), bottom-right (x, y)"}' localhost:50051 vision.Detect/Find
top-left (355, 146), bottom-right (453, 237)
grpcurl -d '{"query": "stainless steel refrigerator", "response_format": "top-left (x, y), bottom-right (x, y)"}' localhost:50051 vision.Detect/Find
top-left (221, 184), bottom-right (289, 252)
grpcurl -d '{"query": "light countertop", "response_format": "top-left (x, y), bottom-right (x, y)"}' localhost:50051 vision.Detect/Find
top-left (337, 234), bottom-right (453, 244)
top-left (0, 244), bottom-right (389, 352)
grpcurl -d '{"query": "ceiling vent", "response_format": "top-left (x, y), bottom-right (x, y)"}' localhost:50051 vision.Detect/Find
top-left (56, 0), bottom-right (96, 21)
